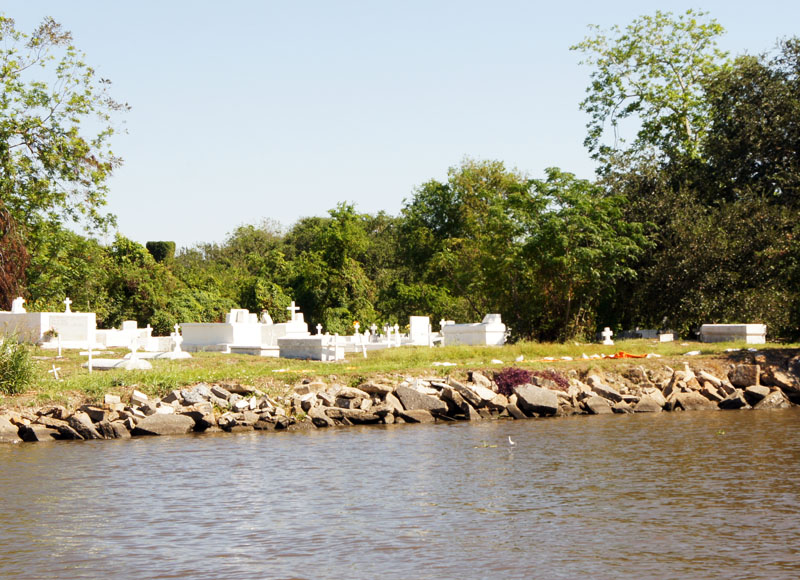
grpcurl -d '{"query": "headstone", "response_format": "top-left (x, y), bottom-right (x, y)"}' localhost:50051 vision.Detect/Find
top-left (10, 297), bottom-right (25, 313)
top-left (316, 324), bottom-right (323, 335)
top-left (286, 301), bottom-right (300, 322)
top-left (63, 297), bottom-right (72, 313)
top-left (601, 327), bottom-right (614, 345)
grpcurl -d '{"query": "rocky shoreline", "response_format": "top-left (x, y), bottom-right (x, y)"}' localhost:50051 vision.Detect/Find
top-left (2, 354), bottom-right (799, 444)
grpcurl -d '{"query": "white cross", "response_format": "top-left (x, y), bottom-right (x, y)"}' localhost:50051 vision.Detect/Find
top-left (353, 321), bottom-right (360, 333)
top-left (601, 327), bottom-right (614, 345)
top-left (48, 365), bottom-right (61, 380)
top-left (63, 297), bottom-right (72, 313)
top-left (80, 346), bottom-right (94, 373)
top-left (286, 301), bottom-right (300, 321)
top-left (370, 323), bottom-right (378, 335)
top-left (316, 324), bottom-right (323, 335)
top-left (173, 323), bottom-right (180, 335)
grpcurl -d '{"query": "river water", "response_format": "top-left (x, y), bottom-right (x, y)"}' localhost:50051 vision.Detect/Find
top-left (1, 409), bottom-right (799, 579)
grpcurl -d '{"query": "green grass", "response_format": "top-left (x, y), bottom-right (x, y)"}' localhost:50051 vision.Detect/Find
top-left (5, 338), bottom-right (796, 408)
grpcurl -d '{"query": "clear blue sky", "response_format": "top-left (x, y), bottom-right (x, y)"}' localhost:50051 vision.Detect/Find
top-left (4, 1), bottom-right (798, 249)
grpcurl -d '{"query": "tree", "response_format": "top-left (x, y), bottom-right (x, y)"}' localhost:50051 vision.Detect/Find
top-left (0, 15), bottom-right (127, 234)
top-left (571, 10), bottom-right (727, 164)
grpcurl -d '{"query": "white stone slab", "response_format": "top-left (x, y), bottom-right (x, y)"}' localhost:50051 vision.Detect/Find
top-left (278, 336), bottom-right (345, 361)
top-left (82, 358), bottom-right (153, 371)
top-left (699, 324), bottom-right (766, 344)
top-left (441, 314), bottom-right (506, 346)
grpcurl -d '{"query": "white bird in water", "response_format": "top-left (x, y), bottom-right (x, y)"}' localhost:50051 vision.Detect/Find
top-left (508, 436), bottom-right (515, 446)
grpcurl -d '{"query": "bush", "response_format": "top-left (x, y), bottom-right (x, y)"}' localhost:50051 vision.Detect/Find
top-left (0, 335), bottom-right (35, 395)
top-left (493, 367), bottom-right (532, 396)
top-left (493, 367), bottom-right (570, 396)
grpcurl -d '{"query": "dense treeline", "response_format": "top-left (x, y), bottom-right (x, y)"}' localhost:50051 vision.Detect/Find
top-left (2, 12), bottom-right (799, 340)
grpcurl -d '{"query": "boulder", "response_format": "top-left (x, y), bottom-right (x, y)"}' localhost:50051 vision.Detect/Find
top-left (449, 378), bottom-right (496, 408)
top-left (612, 400), bottom-right (634, 414)
top-left (131, 414), bottom-right (196, 436)
top-left (505, 403), bottom-right (527, 420)
top-left (633, 394), bottom-right (663, 413)
top-left (334, 386), bottom-right (371, 399)
top-left (397, 409), bottom-right (436, 423)
top-left (68, 412), bottom-right (104, 440)
top-left (130, 389), bottom-right (149, 406)
top-left (674, 391), bottom-right (718, 411)
top-left (586, 376), bottom-right (623, 402)
top-left (584, 395), bottom-right (613, 415)
top-left (19, 424), bottom-right (60, 442)
top-left (754, 391), bottom-right (792, 410)
top-left (357, 382), bottom-right (394, 396)
top-left (513, 384), bottom-right (559, 417)
top-left (728, 364), bottom-right (760, 388)
top-left (0, 416), bottom-right (22, 443)
top-left (394, 385), bottom-right (448, 415)
top-left (36, 416), bottom-right (84, 440)
top-left (744, 385), bottom-right (771, 405)
top-left (211, 385), bottom-right (232, 400)
top-left (719, 389), bottom-right (750, 410)
top-left (324, 408), bottom-right (381, 424)
top-left (761, 367), bottom-right (800, 402)
top-left (469, 371), bottom-right (494, 390)
top-left (698, 370), bottom-right (723, 388)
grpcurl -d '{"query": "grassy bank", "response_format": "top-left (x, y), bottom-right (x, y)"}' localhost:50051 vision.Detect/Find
top-left (4, 339), bottom-right (798, 409)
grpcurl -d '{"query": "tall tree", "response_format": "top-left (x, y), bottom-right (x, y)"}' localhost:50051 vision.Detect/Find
top-left (571, 10), bottom-right (727, 165)
top-left (0, 15), bottom-right (127, 233)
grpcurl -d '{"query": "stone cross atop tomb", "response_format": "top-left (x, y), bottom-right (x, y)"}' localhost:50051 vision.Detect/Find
top-left (286, 301), bottom-right (301, 322)
top-left (601, 327), bottom-right (614, 345)
top-left (10, 297), bottom-right (25, 313)
top-left (63, 297), bottom-right (72, 313)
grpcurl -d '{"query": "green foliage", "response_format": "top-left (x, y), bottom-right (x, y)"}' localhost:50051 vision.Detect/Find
top-left (146, 241), bottom-right (176, 263)
top-left (572, 10), bottom-right (727, 163)
top-left (0, 15), bottom-right (127, 234)
top-left (0, 335), bottom-right (35, 395)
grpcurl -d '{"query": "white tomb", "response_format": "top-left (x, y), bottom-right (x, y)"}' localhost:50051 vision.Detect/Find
top-left (441, 314), bottom-right (506, 347)
top-left (181, 303), bottom-right (311, 355)
top-left (96, 320), bottom-right (154, 349)
top-left (0, 296), bottom-right (100, 349)
top-left (408, 316), bottom-right (433, 346)
top-left (278, 334), bottom-right (345, 361)
top-left (699, 324), bottom-right (766, 344)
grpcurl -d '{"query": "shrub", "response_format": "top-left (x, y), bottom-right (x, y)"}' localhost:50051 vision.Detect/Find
top-left (0, 335), bottom-right (35, 395)
top-left (493, 367), bottom-right (532, 396)
top-left (531, 369), bottom-right (570, 392)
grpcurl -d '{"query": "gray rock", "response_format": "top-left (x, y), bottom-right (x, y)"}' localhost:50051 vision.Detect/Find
top-left (104, 394), bottom-right (122, 406)
top-left (633, 394), bottom-right (663, 413)
top-left (469, 371), bottom-right (494, 390)
top-left (719, 389), bottom-right (750, 410)
top-left (79, 405), bottom-right (110, 423)
top-left (334, 386), bottom-right (370, 399)
top-left (130, 390), bottom-right (149, 406)
top-left (761, 367), bottom-right (800, 402)
top-left (394, 385), bottom-right (448, 415)
top-left (180, 388), bottom-right (204, 405)
top-left (397, 409), bottom-right (436, 423)
top-left (192, 384), bottom-right (213, 399)
top-left (674, 391), bottom-right (718, 411)
top-left (0, 416), bottom-right (22, 444)
top-left (439, 386), bottom-right (470, 416)
top-left (37, 416), bottom-right (84, 440)
top-left (612, 400), bottom-right (634, 414)
top-left (449, 378), bottom-right (496, 407)
top-left (324, 408), bottom-right (381, 424)
top-left (701, 384), bottom-right (724, 402)
top-left (161, 390), bottom-right (182, 404)
top-left (37, 405), bottom-right (67, 419)
top-left (754, 390), bottom-right (792, 410)
top-left (506, 403), bottom-right (527, 420)
top-left (587, 376), bottom-right (623, 402)
top-left (383, 392), bottom-right (404, 415)
top-left (513, 384), bottom-right (559, 417)
top-left (744, 385), bottom-right (771, 404)
top-left (131, 414), bottom-right (196, 436)
top-left (19, 424), bottom-right (61, 442)
top-left (110, 421), bottom-right (131, 439)
top-left (68, 412), bottom-right (104, 439)
top-left (728, 364), bottom-right (760, 388)
top-left (698, 370), bottom-right (723, 388)
top-left (357, 382), bottom-right (394, 396)
top-left (307, 406), bottom-right (335, 428)
top-left (211, 385), bottom-right (232, 400)
top-left (584, 395), bottom-right (614, 415)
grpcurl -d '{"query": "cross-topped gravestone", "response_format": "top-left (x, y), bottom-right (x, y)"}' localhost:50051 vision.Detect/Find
top-left (63, 297), bottom-right (72, 313)
top-left (316, 323), bottom-right (323, 335)
top-left (286, 301), bottom-right (300, 322)
top-left (10, 297), bottom-right (25, 313)
top-left (353, 321), bottom-right (360, 333)
top-left (601, 327), bottom-right (614, 345)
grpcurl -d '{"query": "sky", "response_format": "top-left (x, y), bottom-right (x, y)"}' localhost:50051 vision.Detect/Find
top-left (3, 0), bottom-right (799, 250)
